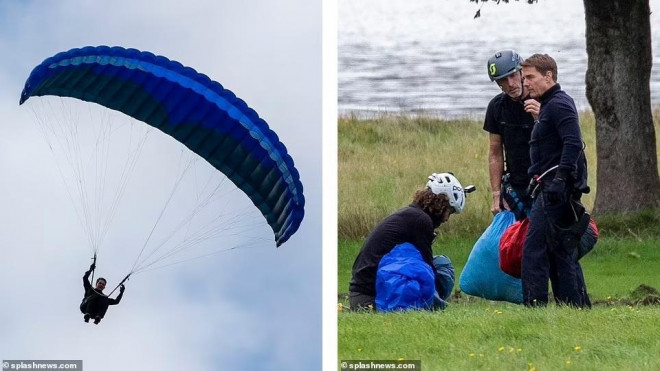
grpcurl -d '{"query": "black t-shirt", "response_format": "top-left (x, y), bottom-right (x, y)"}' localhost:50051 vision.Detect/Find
top-left (483, 92), bottom-right (535, 189)
top-left (349, 205), bottom-right (435, 297)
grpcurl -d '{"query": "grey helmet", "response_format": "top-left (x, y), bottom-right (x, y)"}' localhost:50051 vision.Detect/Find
top-left (487, 50), bottom-right (523, 82)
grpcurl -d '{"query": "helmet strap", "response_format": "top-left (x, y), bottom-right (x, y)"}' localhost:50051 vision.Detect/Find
top-left (518, 70), bottom-right (525, 101)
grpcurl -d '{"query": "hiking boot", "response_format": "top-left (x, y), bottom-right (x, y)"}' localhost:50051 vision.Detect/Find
top-left (93, 316), bottom-right (101, 325)
top-left (84, 314), bottom-right (91, 323)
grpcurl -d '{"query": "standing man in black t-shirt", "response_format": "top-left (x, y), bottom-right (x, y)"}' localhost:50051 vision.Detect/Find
top-left (483, 49), bottom-right (540, 220)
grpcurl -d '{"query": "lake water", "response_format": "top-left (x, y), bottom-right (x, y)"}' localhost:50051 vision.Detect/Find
top-left (339, 0), bottom-right (660, 119)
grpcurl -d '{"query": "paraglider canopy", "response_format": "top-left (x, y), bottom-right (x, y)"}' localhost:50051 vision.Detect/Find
top-left (20, 45), bottom-right (305, 246)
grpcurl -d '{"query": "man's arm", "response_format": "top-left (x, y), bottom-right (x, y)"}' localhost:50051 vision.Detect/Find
top-left (553, 101), bottom-right (583, 180)
top-left (488, 134), bottom-right (505, 214)
top-left (83, 266), bottom-right (93, 292)
top-left (109, 285), bottom-right (124, 305)
top-left (543, 100), bottom-right (583, 205)
top-left (410, 214), bottom-right (436, 269)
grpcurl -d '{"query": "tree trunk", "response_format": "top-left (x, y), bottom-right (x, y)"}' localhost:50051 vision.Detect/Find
top-left (584, 0), bottom-right (660, 214)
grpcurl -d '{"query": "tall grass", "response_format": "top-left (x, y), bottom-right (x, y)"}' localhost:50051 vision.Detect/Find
top-left (338, 110), bottom-right (660, 240)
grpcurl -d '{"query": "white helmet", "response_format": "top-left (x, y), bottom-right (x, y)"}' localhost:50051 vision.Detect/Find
top-left (425, 172), bottom-right (470, 214)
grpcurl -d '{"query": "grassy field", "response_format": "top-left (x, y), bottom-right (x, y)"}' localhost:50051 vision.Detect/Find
top-left (337, 111), bottom-right (660, 370)
top-left (339, 302), bottom-right (660, 371)
top-left (338, 237), bottom-right (660, 370)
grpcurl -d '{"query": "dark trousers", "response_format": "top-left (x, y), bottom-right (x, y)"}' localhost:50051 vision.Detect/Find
top-left (521, 194), bottom-right (590, 308)
top-left (80, 295), bottom-right (110, 318)
top-left (348, 292), bottom-right (375, 311)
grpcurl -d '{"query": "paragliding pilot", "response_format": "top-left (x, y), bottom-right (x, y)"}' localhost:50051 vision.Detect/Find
top-left (80, 261), bottom-right (125, 324)
top-left (520, 54), bottom-right (590, 308)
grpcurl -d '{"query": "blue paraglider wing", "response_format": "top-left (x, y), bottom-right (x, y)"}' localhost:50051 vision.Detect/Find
top-left (20, 46), bottom-right (304, 246)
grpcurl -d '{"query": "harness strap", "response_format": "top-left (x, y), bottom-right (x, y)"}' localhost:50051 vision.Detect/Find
top-left (90, 254), bottom-right (97, 284)
top-left (108, 273), bottom-right (131, 297)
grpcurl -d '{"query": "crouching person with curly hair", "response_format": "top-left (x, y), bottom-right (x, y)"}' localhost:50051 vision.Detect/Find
top-left (348, 173), bottom-right (474, 311)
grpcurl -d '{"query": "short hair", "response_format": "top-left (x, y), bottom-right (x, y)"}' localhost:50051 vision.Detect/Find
top-left (96, 277), bottom-right (107, 284)
top-left (521, 53), bottom-right (558, 82)
top-left (411, 188), bottom-right (451, 218)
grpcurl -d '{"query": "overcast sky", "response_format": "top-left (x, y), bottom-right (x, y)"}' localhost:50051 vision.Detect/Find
top-left (0, 1), bottom-right (321, 370)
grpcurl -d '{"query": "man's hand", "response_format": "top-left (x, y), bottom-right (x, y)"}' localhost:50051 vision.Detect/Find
top-left (544, 177), bottom-right (566, 205)
top-left (120, 284), bottom-right (125, 293)
top-left (89, 263), bottom-right (96, 271)
top-left (524, 99), bottom-right (540, 120)
top-left (491, 192), bottom-right (502, 215)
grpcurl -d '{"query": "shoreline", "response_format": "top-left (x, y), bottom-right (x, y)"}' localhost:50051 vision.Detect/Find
top-left (339, 105), bottom-right (660, 122)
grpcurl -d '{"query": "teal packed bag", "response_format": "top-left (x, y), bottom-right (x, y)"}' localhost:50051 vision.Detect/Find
top-left (458, 211), bottom-right (522, 304)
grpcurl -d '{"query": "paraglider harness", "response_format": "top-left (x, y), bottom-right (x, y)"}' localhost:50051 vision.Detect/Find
top-left (527, 165), bottom-right (591, 259)
top-left (501, 173), bottom-right (531, 220)
top-left (82, 254), bottom-right (130, 306)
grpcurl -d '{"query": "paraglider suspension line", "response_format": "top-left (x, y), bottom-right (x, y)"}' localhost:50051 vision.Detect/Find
top-left (108, 273), bottom-right (131, 297)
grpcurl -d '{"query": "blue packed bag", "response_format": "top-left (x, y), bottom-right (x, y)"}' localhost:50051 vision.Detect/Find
top-left (375, 243), bottom-right (436, 312)
top-left (459, 211), bottom-right (523, 303)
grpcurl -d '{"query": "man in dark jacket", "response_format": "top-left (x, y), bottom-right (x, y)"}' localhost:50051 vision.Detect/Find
top-left (484, 49), bottom-right (540, 221)
top-left (81, 263), bottom-right (125, 324)
top-left (348, 172), bottom-right (470, 310)
top-left (520, 54), bottom-right (590, 308)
